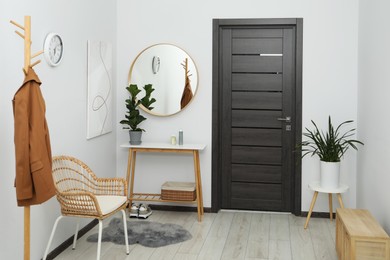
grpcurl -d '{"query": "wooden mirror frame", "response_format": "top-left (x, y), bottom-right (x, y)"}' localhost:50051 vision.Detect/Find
top-left (128, 43), bottom-right (199, 117)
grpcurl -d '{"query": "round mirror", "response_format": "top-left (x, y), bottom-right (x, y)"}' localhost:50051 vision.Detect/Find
top-left (128, 43), bottom-right (199, 116)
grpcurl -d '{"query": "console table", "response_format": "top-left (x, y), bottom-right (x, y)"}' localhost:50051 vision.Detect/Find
top-left (120, 142), bottom-right (206, 221)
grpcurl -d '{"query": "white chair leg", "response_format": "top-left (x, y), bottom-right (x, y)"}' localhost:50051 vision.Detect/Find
top-left (72, 220), bottom-right (80, 249)
top-left (43, 215), bottom-right (64, 260)
top-left (121, 209), bottom-right (130, 254)
top-left (96, 220), bottom-right (103, 260)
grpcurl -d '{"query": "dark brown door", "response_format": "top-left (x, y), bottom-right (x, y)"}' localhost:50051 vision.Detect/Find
top-left (213, 20), bottom-right (302, 213)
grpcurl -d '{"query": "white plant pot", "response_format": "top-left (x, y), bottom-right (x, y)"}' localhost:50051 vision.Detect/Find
top-left (320, 161), bottom-right (340, 189)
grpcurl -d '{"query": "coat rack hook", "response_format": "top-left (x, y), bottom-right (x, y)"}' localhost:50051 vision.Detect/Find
top-left (15, 30), bottom-right (25, 39)
top-left (10, 20), bottom-right (25, 30)
top-left (30, 60), bottom-right (41, 68)
top-left (31, 50), bottom-right (43, 59)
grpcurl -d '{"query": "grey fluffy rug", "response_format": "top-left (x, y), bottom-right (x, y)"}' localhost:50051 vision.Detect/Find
top-left (87, 218), bottom-right (192, 248)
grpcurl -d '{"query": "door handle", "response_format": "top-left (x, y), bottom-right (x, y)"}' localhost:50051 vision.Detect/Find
top-left (260, 53), bottom-right (283, 57)
top-left (277, 116), bottom-right (291, 122)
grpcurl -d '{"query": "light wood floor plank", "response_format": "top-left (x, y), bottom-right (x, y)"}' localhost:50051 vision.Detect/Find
top-left (149, 243), bottom-right (181, 260)
top-left (173, 253), bottom-right (198, 260)
top-left (309, 218), bottom-right (337, 260)
top-left (177, 213), bottom-right (216, 254)
top-left (101, 244), bottom-right (130, 260)
top-left (268, 239), bottom-right (292, 260)
top-left (288, 213), bottom-right (306, 227)
top-left (326, 218), bottom-right (336, 244)
top-left (75, 240), bottom-right (113, 260)
top-left (289, 216), bottom-right (316, 260)
top-left (245, 213), bottom-right (270, 259)
top-left (197, 236), bottom-right (228, 260)
top-left (125, 244), bottom-right (155, 259)
top-left (269, 214), bottom-right (290, 241)
top-left (220, 212), bottom-right (251, 260)
top-left (55, 225), bottom-right (105, 260)
top-left (148, 211), bottom-right (197, 259)
top-left (197, 211), bottom-right (234, 260)
top-left (207, 211), bottom-right (235, 238)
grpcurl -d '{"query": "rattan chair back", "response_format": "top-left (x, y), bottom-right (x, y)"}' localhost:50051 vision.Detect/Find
top-left (52, 155), bottom-right (127, 218)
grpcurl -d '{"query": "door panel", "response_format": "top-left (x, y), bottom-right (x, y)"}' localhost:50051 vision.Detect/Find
top-left (232, 38), bottom-right (283, 54)
top-left (232, 146), bottom-right (282, 165)
top-left (232, 28), bottom-right (283, 38)
top-left (232, 128), bottom-right (282, 146)
top-left (232, 183), bottom-right (282, 200)
top-left (232, 92), bottom-right (282, 110)
top-left (220, 26), bottom-right (296, 212)
top-left (232, 110), bottom-right (282, 128)
top-left (231, 198), bottom-right (282, 211)
top-left (232, 56), bottom-right (282, 72)
top-left (231, 164), bottom-right (282, 183)
top-left (232, 74), bottom-right (282, 91)
top-left (231, 183), bottom-right (283, 210)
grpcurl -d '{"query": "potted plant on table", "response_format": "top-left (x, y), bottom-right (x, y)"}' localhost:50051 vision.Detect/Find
top-left (120, 84), bottom-right (156, 145)
top-left (300, 116), bottom-right (364, 189)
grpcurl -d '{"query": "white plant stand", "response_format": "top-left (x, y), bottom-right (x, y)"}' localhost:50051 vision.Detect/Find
top-left (304, 181), bottom-right (349, 229)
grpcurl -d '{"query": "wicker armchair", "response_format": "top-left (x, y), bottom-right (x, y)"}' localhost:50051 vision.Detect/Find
top-left (43, 155), bottom-right (129, 260)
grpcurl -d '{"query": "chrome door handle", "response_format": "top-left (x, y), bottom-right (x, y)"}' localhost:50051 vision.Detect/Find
top-left (277, 116), bottom-right (291, 122)
top-left (260, 53), bottom-right (283, 57)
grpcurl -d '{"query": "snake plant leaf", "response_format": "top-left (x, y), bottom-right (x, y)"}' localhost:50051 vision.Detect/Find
top-left (299, 116), bottom-right (364, 162)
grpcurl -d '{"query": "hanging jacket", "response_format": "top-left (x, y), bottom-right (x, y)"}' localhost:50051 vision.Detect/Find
top-left (180, 75), bottom-right (193, 109)
top-left (12, 68), bottom-right (55, 206)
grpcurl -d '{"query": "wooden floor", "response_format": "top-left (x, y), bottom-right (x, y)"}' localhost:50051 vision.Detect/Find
top-left (55, 210), bottom-right (337, 260)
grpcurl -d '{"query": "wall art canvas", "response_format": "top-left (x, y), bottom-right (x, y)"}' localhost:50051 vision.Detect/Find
top-left (87, 40), bottom-right (113, 139)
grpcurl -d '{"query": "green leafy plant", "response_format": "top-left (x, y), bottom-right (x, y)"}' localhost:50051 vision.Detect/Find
top-left (300, 116), bottom-right (364, 162)
top-left (120, 84), bottom-right (156, 131)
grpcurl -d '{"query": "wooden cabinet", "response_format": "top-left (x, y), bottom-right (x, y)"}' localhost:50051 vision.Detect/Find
top-left (336, 208), bottom-right (390, 260)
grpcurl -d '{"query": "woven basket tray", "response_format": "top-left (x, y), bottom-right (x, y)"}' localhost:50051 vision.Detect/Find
top-left (161, 181), bottom-right (196, 201)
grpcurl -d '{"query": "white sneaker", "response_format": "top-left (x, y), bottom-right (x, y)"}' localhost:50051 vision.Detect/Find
top-left (138, 204), bottom-right (152, 219)
top-left (129, 203), bottom-right (139, 218)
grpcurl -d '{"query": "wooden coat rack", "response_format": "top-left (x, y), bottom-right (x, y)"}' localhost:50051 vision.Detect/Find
top-left (10, 15), bottom-right (43, 260)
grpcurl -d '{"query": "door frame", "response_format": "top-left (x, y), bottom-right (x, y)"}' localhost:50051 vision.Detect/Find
top-left (211, 18), bottom-right (303, 215)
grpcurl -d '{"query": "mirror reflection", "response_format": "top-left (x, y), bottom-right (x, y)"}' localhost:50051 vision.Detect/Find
top-left (128, 43), bottom-right (198, 116)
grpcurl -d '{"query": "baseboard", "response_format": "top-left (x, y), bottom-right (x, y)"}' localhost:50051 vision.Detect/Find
top-left (43, 219), bottom-right (98, 260)
top-left (149, 206), bottom-right (334, 218)
top-left (301, 211), bottom-right (336, 219)
top-left (148, 204), bottom-right (212, 213)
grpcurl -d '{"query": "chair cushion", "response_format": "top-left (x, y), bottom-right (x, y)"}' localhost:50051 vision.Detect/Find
top-left (95, 195), bottom-right (127, 215)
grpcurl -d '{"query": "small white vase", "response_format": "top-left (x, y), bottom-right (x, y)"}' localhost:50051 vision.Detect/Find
top-left (320, 161), bottom-right (340, 189)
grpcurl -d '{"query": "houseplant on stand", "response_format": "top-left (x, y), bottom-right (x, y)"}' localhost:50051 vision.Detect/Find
top-left (300, 116), bottom-right (363, 189)
top-left (120, 84), bottom-right (156, 144)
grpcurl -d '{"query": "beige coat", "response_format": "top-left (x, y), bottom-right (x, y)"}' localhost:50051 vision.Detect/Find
top-left (13, 68), bottom-right (55, 206)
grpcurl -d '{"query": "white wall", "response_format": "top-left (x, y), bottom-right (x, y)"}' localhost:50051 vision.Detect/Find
top-left (116, 0), bottom-right (359, 212)
top-left (0, 0), bottom-right (117, 259)
top-left (357, 0), bottom-right (390, 232)
top-left (0, 0), bottom-right (366, 257)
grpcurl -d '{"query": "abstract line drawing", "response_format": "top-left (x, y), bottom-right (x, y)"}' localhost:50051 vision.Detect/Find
top-left (87, 40), bottom-right (113, 139)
